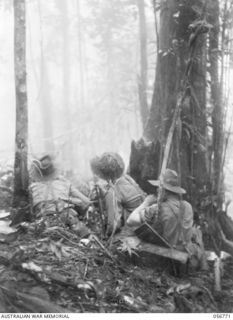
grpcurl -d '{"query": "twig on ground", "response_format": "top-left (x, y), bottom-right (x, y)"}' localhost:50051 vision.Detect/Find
top-left (200, 285), bottom-right (217, 307)
top-left (90, 234), bottom-right (115, 262)
top-left (78, 302), bottom-right (85, 313)
top-left (53, 229), bottom-right (81, 247)
top-left (83, 259), bottom-right (89, 279)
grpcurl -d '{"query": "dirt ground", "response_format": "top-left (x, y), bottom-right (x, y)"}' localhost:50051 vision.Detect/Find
top-left (0, 184), bottom-right (232, 313)
top-left (0, 216), bottom-right (232, 313)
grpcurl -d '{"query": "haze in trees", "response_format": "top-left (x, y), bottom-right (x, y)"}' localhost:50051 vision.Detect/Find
top-left (0, 0), bottom-right (233, 313)
top-left (0, 0), bottom-right (231, 213)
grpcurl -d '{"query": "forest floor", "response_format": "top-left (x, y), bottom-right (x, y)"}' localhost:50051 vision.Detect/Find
top-left (0, 179), bottom-right (232, 313)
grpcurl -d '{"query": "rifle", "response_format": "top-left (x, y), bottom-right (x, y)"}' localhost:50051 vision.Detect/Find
top-left (134, 17), bottom-right (210, 236)
top-left (93, 177), bottom-right (107, 237)
top-left (156, 16), bottom-right (212, 205)
top-left (157, 93), bottom-right (184, 206)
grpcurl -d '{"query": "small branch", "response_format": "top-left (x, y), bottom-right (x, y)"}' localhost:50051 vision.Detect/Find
top-left (83, 259), bottom-right (89, 279)
top-left (200, 286), bottom-right (217, 307)
top-left (90, 234), bottom-right (115, 262)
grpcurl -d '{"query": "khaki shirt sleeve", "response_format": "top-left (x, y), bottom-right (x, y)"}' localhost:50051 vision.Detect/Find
top-left (127, 195), bottom-right (157, 227)
top-left (70, 184), bottom-right (91, 207)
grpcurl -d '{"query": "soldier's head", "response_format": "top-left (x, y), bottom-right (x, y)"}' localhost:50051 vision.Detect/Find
top-left (30, 154), bottom-right (56, 181)
top-left (90, 152), bottom-right (125, 182)
top-left (148, 169), bottom-right (186, 198)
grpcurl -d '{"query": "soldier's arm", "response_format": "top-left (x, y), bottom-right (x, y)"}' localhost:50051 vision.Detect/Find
top-left (70, 185), bottom-right (91, 207)
top-left (126, 195), bottom-right (157, 227)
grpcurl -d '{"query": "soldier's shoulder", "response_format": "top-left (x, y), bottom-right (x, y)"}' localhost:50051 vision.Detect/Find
top-left (182, 200), bottom-right (193, 211)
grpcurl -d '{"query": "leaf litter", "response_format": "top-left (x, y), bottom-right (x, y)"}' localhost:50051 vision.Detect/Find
top-left (0, 182), bottom-right (232, 312)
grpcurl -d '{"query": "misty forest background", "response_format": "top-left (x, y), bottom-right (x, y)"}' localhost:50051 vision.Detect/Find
top-left (0, 0), bottom-right (233, 313)
top-left (1, 0), bottom-right (233, 208)
top-left (1, 0), bottom-right (153, 175)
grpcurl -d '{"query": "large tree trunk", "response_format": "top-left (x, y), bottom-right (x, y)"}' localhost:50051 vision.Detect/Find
top-left (130, 0), bottom-right (178, 191)
top-left (177, 1), bottom-right (209, 201)
top-left (129, 0), bottom-right (209, 203)
top-left (129, 138), bottom-right (161, 194)
top-left (13, 0), bottom-right (29, 207)
top-left (130, 0), bottom-right (180, 190)
top-left (144, 0), bottom-right (178, 142)
top-left (137, 0), bottom-right (149, 129)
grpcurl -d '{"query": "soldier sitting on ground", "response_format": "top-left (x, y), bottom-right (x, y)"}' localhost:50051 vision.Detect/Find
top-left (127, 168), bottom-right (208, 270)
top-left (90, 152), bottom-right (146, 236)
top-left (30, 154), bottom-right (91, 238)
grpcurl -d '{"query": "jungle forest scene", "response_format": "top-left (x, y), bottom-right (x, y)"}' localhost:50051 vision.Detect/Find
top-left (0, 0), bottom-right (232, 314)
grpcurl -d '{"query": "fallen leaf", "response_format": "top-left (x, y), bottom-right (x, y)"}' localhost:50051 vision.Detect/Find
top-left (22, 261), bottom-right (42, 273)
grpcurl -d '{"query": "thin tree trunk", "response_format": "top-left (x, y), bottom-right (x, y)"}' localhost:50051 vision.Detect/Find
top-left (13, 0), bottom-right (29, 207)
top-left (137, 0), bottom-right (149, 129)
top-left (208, 0), bottom-right (223, 198)
top-left (105, 28), bottom-right (115, 145)
top-left (58, 0), bottom-right (74, 173)
top-left (39, 58), bottom-right (54, 153)
top-left (38, 2), bottom-right (54, 153)
top-left (77, 0), bottom-right (85, 109)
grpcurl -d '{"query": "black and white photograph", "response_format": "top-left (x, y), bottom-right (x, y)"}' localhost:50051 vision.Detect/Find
top-left (0, 0), bottom-right (232, 315)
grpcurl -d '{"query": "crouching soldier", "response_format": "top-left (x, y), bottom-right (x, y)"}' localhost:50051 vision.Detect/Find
top-left (30, 155), bottom-right (91, 238)
top-left (127, 169), bottom-right (208, 271)
top-left (90, 152), bottom-right (146, 236)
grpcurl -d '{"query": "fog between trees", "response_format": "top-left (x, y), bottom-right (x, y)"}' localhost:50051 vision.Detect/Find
top-left (1, 0), bottom-right (233, 196)
top-left (0, 0), bottom-right (157, 178)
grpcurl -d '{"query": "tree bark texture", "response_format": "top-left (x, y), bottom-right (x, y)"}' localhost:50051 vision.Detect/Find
top-left (177, 0), bottom-right (209, 200)
top-left (129, 138), bottom-right (161, 194)
top-left (208, 0), bottom-right (223, 197)
top-left (137, 0), bottom-right (149, 129)
top-left (13, 0), bottom-right (29, 207)
top-left (130, 0), bottom-right (209, 202)
top-left (144, 0), bottom-right (178, 142)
